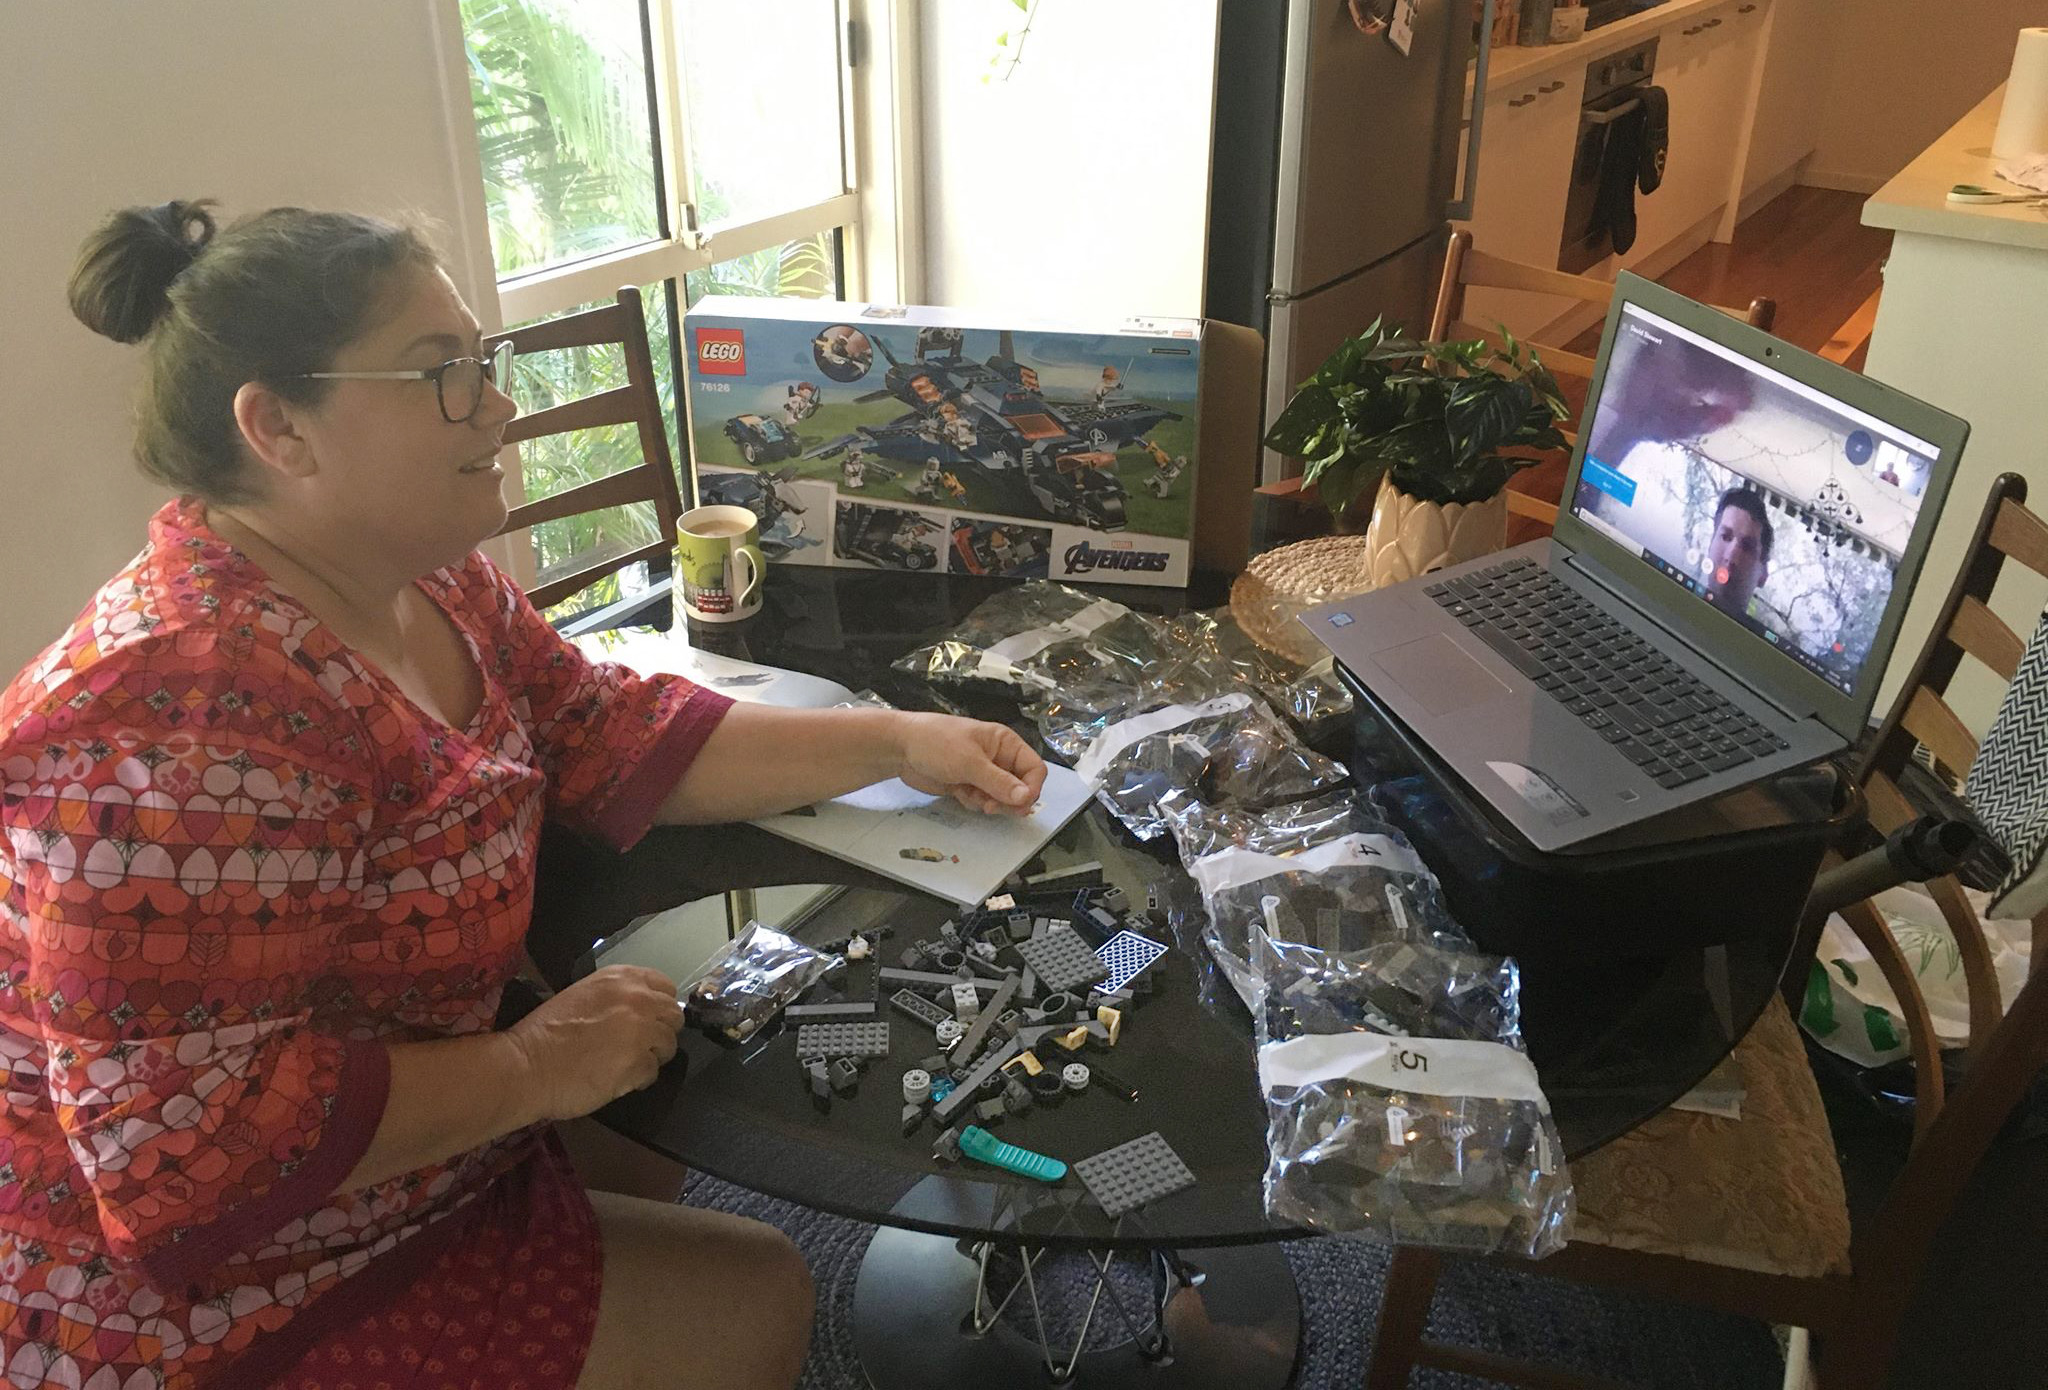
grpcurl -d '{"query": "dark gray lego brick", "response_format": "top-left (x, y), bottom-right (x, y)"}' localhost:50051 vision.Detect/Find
top-left (1072, 1131), bottom-right (1195, 1218)
top-left (794, 1020), bottom-right (891, 1058)
top-left (1014, 925), bottom-right (1108, 994)
top-left (889, 989), bottom-right (951, 1028)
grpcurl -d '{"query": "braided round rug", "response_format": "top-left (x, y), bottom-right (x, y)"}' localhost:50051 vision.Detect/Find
top-left (680, 1172), bottom-right (1784, 1389)
top-left (1229, 535), bottom-right (1377, 666)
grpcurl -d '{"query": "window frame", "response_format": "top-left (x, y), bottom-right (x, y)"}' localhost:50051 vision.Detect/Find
top-left (437, 0), bottom-right (923, 588)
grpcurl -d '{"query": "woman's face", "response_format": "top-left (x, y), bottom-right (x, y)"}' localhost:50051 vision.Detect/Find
top-left (283, 264), bottom-right (516, 573)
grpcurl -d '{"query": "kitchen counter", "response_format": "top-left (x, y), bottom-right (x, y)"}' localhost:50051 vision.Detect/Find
top-left (1859, 81), bottom-right (2048, 732)
top-left (1468, 0), bottom-right (1746, 98)
top-left (1863, 85), bottom-right (2048, 253)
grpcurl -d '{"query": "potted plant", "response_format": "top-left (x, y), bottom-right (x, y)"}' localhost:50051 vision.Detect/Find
top-left (1262, 318), bottom-right (1570, 587)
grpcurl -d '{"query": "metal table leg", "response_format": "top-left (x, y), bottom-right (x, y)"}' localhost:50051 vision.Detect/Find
top-left (852, 1225), bottom-right (1300, 1389)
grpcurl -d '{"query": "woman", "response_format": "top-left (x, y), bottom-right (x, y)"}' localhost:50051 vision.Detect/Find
top-left (0, 201), bottom-right (1048, 1390)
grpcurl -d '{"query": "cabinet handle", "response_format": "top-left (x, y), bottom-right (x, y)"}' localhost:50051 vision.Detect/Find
top-left (1539, 80), bottom-right (1565, 93)
top-left (1509, 93), bottom-right (1537, 106)
top-left (1705, 16), bottom-right (1722, 25)
top-left (1682, 24), bottom-right (1702, 34)
top-left (1738, 3), bottom-right (1758, 11)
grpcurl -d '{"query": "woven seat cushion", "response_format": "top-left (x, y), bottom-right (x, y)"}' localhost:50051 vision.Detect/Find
top-left (1571, 997), bottom-right (1852, 1279)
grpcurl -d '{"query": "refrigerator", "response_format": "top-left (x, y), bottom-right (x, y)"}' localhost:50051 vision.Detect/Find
top-left (1205, 0), bottom-right (1494, 488)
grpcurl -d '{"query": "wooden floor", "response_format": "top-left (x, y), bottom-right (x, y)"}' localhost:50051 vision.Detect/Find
top-left (1570, 184), bottom-right (1892, 362)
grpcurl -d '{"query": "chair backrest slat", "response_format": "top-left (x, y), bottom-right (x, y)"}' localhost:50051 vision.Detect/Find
top-left (525, 538), bottom-right (673, 613)
top-left (1899, 687), bottom-right (1981, 784)
top-left (490, 302), bottom-right (630, 357)
top-left (486, 287), bottom-right (684, 613)
top-left (501, 466), bottom-right (656, 535)
top-left (1948, 595), bottom-right (2025, 682)
top-left (502, 386), bottom-right (640, 446)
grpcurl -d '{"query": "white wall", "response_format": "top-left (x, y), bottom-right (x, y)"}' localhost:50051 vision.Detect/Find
top-left (916, 0), bottom-right (1219, 318)
top-left (0, 2), bottom-right (495, 676)
top-left (1805, 1), bottom-right (2048, 192)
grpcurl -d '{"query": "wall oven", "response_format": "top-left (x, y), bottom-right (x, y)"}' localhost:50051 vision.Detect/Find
top-left (1558, 38), bottom-right (1659, 273)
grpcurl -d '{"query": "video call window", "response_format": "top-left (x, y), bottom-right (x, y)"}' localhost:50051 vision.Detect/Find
top-left (1570, 307), bottom-right (1937, 694)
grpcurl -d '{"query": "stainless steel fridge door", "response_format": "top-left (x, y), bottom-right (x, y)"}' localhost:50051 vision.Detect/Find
top-left (1271, 0), bottom-right (1470, 298)
top-left (1263, 229), bottom-right (1444, 485)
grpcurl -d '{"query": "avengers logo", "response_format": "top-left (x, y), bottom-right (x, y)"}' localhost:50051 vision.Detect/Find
top-left (1064, 541), bottom-right (1169, 573)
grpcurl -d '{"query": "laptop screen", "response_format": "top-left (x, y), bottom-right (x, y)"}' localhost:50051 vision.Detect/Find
top-left (1568, 303), bottom-right (1942, 696)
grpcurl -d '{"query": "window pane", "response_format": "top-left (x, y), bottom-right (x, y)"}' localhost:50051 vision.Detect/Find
top-left (463, 0), bottom-right (662, 277)
top-left (683, 232), bottom-right (840, 308)
top-left (502, 282), bottom-right (682, 621)
top-left (671, 0), bottom-right (846, 229)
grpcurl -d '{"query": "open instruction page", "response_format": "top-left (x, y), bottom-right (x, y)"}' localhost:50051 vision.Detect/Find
top-left (751, 763), bottom-right (1095, 907)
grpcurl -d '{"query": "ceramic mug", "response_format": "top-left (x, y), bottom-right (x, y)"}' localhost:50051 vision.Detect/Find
top-left (676, 504), bottom-right (765, 623)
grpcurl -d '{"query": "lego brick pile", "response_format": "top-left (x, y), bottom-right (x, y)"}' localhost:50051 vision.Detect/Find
top-left (761, 863), bottom-right (1193, 1212)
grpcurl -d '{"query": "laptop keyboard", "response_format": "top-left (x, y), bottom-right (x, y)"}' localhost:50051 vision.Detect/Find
top-left (1424, 558), bottom-right (1791, 790)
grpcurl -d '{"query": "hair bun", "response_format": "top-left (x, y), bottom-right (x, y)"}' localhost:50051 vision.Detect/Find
top-left (67, 200), bottom-right (219, 344)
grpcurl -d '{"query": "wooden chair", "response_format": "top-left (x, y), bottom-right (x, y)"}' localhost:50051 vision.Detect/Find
top-left (486, 285), bottom-right (686, 628)
top-left (1258, 231), bottom-right (1777, 543)
top-left (1431, 229), bottom-right (1776, 540)
top-left (1366, 474), bottom-right (2048, 1390)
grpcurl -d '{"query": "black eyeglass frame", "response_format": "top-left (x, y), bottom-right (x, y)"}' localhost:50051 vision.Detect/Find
top-left (295, 339), bottom-right (515, 424)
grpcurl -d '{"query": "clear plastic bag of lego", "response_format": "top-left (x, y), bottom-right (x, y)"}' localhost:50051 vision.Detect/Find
top-left (677, 919), bottom-right (835, 1043)
top-left (1070, 692), bottom-right (1350, 842)
top-left (1027, 646), bottom-right (1240, 763)
top-left (1157, 609), bottom-right (1354, 738)
top-left (1251, 918), bottom-right (1572, 1257)
top-left (1169, 793), bottom-right (1467, 1014)
top-left (892, 581), bottom-right (1162, 692)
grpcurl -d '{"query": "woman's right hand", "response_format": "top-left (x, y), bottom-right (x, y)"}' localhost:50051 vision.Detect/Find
top-left (505, 965), bottom-right (686, 1122)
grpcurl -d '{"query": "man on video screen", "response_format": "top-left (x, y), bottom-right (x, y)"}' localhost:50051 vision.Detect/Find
top-left (1706, 487), bottom-right (1772, 623)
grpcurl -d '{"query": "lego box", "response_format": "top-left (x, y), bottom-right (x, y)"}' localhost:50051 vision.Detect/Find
top-left (683, 296), bottom-right (1256, 588)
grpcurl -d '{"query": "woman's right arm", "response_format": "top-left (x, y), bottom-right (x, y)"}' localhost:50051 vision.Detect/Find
top-left (337, 964), bottom-right (687, 1193)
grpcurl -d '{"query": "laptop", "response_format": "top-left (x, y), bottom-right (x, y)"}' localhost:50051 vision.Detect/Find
top-left (1303, 272), bottom-right (1968, 851)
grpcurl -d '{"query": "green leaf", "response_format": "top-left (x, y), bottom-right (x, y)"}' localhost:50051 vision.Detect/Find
top-left (1262, 383), bottom-right (1339, 454)
top-left (997, 31), bottom-right (1008, 45)
top-left (1013, 0), bottom-right (1030, 8)
top-left (1445, 375), bottom-right (1533, 459)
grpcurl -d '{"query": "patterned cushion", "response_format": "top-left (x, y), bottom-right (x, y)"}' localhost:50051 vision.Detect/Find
top-left (1571, 998), bottom-right (1852, 1278)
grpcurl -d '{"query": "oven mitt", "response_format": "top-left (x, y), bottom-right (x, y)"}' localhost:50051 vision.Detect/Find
top-left (1637, 84), bottom-right (1669, 194)
top-left (1595, 106), bottom-right (1645, 256)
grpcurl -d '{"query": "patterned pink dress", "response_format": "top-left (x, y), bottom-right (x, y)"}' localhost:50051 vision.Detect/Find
top-left (0, 498), bottom-right (732, 1388)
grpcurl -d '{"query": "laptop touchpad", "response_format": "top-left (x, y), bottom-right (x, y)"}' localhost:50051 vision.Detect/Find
top-left (1374, 635), bottom-right (1512, 714)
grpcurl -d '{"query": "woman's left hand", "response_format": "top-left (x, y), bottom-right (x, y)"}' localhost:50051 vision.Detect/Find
top-left (898, 713), bottom-right (1049, 816)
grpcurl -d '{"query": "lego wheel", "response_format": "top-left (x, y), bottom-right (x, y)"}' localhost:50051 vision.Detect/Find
top-left (904, 547), bottom-right (934, 571)
top-left (742, 442), bottom-right (760, 464)
top-left (1090, 494), bottom-right (1127, 531)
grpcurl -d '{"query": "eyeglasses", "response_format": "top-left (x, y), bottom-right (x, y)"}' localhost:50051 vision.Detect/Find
top-left (296, 339), bottom-right (515, 424)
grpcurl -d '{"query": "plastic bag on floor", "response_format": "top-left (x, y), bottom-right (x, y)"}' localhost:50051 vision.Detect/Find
top-left (891, 581), bottom-right (1163, 693)
top-left (1069, 692), bottom-right (1349, 841)
top-left (1253, 920), bottom-right (1573, 1257)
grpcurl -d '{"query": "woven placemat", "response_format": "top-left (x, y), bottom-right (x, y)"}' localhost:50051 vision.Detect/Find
top-left (1229, 534), bottom-right (1375, 663)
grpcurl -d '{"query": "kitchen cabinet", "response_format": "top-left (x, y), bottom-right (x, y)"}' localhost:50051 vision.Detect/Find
top-left (1741, 0), bottom-right (1826, 198)
top-left (1626, 1), bottom-right (1759, 267)
top-left (1456, 75), bottom-right (1582, 340)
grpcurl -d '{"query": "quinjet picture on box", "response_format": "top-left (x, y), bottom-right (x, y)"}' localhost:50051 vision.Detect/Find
top-left (686, 297), bottom-right (1211, 586)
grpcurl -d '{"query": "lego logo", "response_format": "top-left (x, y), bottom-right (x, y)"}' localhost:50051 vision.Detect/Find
top-left (696, 328), bottom-right (746, 375)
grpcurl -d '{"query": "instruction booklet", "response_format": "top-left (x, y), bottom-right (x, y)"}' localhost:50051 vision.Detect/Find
top-left (573, 631), bottom-right (1096, 905)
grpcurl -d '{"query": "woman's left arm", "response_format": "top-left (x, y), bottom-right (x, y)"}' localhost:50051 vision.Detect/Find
top-left (655, 702), bottom-right (1047, 825)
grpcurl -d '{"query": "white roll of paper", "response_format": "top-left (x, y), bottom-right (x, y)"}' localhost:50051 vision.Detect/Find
top-left (1992, 28), bottom-right (2048, 160)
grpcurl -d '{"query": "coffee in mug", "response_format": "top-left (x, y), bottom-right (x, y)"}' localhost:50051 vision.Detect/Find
top-left (676, 505), bottom-right (765, 623)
